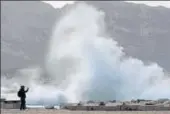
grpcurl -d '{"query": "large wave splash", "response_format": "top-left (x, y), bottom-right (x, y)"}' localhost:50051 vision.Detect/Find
top-left (2, 3), bottom-right (170, 105)
top-left (45, 2), bottom-right (170, 102)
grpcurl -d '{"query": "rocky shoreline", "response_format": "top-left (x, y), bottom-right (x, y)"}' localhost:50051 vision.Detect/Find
top-left (1, 98), bottom-right (170, 111)
top-left (61, 99), bottom-right (170, 111)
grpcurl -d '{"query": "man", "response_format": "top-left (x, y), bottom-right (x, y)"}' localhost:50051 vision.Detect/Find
top-left (17, 85), bottom-right (29, 110)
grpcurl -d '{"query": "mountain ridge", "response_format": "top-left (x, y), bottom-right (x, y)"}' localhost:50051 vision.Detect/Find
top-left (1, 1), bottom-right (170, 75)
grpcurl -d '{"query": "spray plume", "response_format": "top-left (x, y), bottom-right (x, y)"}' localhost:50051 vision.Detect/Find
top-left (1, 3), bottom-right (170, 105)
top-left (45, 3), bottom-right (170, 102)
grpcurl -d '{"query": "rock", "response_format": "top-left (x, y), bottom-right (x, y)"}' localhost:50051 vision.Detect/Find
top-left (77, 102), bottom-right (82, 106)
top-left (131, 99), bottom-right (136, 103)
top-left (87, 100), bottom-right (95, 104)
top-left (163, 100), bottom-right (170, 105)
top-left (145, 101), bottom-right (157, 105)
top-left (157, 98), bottom-right (169, 104)
top-left (99, 102), bottom-right (105, 106)
top-left (137, 99), bottom-right (147, 103)
top-left (109, 100), bottom-right (116, 103)
top-left (45, 106), bottom-right (55, 109)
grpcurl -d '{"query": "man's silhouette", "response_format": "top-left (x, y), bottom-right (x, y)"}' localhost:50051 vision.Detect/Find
top-left (17, 85), bottom-right (29, 110)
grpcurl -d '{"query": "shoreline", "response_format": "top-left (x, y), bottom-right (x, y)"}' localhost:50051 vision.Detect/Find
top-left (2, 109), bottom-right (170, 114)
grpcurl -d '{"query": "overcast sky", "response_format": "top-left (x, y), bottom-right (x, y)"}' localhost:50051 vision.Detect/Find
top-left (42, 1), bottom-right (170, 8)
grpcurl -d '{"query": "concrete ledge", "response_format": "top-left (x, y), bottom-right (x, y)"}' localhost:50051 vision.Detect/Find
top-left (1, 100), bottom-right (21, 109)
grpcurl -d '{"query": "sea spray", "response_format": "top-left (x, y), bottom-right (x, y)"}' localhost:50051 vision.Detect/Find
top-left (1, 3), bottom-right (170, 105)
top-left (46, 2), bottom-right (170, 102)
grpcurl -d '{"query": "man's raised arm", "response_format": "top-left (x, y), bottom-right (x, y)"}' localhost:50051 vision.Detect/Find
top-left (25, 88), bottom-right (29, 93)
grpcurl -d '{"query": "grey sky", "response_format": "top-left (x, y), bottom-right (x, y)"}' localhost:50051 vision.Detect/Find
top-left (42, 1), bottom-right (170, 8)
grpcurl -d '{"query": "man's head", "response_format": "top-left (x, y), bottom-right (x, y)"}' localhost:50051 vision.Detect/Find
top-left (21, 85), bottom-right (25, 89)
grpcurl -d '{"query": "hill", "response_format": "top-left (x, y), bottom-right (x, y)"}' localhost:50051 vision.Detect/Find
top-left (1, 1), bottom-right (170, 74)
